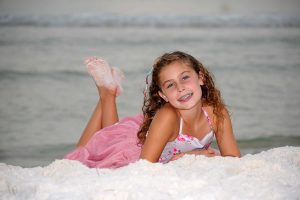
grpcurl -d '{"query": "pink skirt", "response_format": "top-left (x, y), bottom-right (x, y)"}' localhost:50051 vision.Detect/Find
top-left (64, 114), bottom-right (143, 169)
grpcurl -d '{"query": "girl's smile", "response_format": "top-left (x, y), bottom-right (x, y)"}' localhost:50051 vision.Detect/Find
top-left (177, 92), bottom-right (193, 103)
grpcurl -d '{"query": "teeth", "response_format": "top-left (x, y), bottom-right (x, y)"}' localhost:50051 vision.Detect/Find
top-left (179, 93), bottom-right (192, 101)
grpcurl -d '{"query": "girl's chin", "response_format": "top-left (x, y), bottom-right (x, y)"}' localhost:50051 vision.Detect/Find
top-left (171, 102), bottom-right (197, 110)
top-left (173, 99), bottom-right (202, 110)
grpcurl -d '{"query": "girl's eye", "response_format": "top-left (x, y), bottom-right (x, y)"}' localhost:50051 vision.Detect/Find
top-left (167, 83), bottom-right (174, 89)
top-left (182, 75), bottom-right (190, 80)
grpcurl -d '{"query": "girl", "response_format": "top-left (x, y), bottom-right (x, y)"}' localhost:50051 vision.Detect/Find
top-left (65, 51), bottom-right (240, 168)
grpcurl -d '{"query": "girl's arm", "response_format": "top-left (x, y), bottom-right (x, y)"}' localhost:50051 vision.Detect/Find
top-left (170, 148), bottom-right (216, 161)
top-left (140, 106), bottom-right (179, 162)
top-left (215, 108), bottom-right (241, 157)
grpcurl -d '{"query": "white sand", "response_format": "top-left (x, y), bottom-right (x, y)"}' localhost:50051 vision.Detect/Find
top-left (1, 146), bottom-right (299, 200)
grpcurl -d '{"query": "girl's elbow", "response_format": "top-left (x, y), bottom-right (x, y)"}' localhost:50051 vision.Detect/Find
top-left (221, 149), bottom-right (241, 158)
top-left (139, 152), bottom-right (160, 163)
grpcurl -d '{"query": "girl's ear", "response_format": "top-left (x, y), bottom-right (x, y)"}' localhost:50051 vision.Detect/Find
top-left (198, 72), bottom-right (204, 86)
top-left (158, 91), bottom-right (169, 102)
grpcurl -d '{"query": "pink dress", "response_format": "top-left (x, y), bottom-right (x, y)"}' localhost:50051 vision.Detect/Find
top-left (64, 114), bottom-right (143, 169)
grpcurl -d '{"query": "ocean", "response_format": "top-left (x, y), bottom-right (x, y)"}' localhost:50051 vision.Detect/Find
top-left (0, 13), bottom-right (300, 167)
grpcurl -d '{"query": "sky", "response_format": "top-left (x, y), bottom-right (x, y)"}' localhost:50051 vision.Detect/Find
top-left (0, 0), bottom-right (300, 16)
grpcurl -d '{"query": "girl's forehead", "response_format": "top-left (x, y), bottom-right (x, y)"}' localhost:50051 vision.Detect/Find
top-left (159, 61), bottom-right (192, 76)
top-left (158, 62), bottom-right (194, 82)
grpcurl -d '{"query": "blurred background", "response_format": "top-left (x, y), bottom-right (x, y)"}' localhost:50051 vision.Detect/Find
top-left (0, 0), bottom-right (300, 167)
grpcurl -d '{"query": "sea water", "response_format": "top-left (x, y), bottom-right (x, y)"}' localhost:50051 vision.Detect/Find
top-left (0, 14), bottom-right (300, 167)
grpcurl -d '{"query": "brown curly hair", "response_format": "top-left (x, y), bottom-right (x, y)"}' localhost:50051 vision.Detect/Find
top-left (137, 51), bottom-right (226, 144)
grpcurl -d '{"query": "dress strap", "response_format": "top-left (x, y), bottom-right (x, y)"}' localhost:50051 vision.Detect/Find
top-left (179, 108), bottom-right (213, 134)
top-left (179, 117), bottom-right (183, 134)
top-left (202, 108), bottom-right (214, 132)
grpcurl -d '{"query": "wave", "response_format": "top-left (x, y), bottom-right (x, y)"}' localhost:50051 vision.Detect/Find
top-left (211, 135), bottom-right (300, 154)
top-left (0, 69), bottom-right (86, 80)
top-left (1, 13), bottom-right (300, 28)
top-left (0, 68), bottom-right (151, 80)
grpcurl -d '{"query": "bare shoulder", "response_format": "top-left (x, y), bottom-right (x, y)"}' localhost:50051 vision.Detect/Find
top-left (155, 103), bottom-right (179, 120)
top-left (202, 105), bottom-right (215, 124)
top-left (202, 105), bottom-right (231, 130)
top-left (150, 103), bottom-right (180, 138)
top-left (202, 105), bottom-right (229, 115)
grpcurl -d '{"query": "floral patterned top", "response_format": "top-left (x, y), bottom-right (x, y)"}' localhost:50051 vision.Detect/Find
top-left (158, 108), bottom-right (214, 163)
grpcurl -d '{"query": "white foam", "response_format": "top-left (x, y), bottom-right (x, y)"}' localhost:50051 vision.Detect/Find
top-left (1, 146), bottom-right (299, 200)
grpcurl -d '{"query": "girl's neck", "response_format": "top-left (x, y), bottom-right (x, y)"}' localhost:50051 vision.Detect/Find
top-left (177, 101), bottom-right (203, 127)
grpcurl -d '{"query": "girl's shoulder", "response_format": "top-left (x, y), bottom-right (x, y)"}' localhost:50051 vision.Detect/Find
top-left (155, 103), bottom-right (180, 121)
top-left (203, 105), bottom-right (229, 116)
top-left (149, 103), bottom-right (181, 142)
top-left (203, 105), bottom-right (230, 131)
top-left (152, 103), bottom-right (180, 130)
top-left (202, 105), bottom-right (214, 116)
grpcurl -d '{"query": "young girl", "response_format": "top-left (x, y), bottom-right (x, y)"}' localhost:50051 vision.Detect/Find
top-left (65, 51), bottom-right (240, 168)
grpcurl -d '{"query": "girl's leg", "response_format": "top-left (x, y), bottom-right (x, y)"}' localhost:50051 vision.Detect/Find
top-left (99, 86), bottom-right (119, 128)
top-left (77, 85), bottom-right (119, 147)
top-left (76, 57), bottom-right (123, 147)
top-left (77, 97), bottom-right (103, 147)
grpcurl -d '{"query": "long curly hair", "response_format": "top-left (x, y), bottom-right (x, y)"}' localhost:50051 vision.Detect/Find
top-left (137, 51), bottom-right (226, 144)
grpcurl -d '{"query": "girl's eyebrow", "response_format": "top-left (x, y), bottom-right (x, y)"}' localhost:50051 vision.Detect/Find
top-left (161, 70), bottom-right (191, 87)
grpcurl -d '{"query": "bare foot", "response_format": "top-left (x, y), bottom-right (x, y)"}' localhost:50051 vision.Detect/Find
top-left (97, 84), bottom-right (118, 99)
top-left (85, 57), bottom-right (124, 96)
top-left (112, 67), bottom-right (124, 96)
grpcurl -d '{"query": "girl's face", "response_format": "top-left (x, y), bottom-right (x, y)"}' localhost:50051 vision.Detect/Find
top-left (158, 61), bottom-right (204, 110)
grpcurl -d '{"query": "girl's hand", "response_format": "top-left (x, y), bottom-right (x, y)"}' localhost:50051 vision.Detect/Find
top-left (170, 148), bottom-right (216, 161)
top-left (170, 153), bottom-right (185, 161)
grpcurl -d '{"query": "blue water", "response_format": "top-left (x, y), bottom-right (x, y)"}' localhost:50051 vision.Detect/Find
top-left (0, 14), bottom-right (300, 167)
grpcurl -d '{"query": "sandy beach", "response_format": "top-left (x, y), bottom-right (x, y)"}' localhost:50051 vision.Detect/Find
top-left (1, 146), bottom-right (299, 199)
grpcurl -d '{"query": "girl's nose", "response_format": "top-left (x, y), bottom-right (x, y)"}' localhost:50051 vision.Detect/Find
top-left (177, 83), bottom-right (185, 92)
